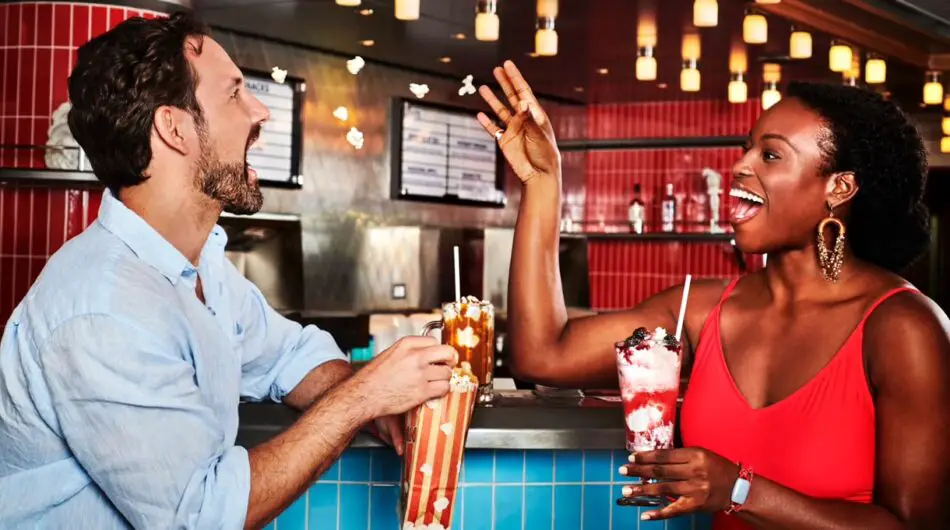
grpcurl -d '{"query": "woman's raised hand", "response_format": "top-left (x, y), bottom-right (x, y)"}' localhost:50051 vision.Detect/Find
top-left (476, 61), bottom-right (561, 185)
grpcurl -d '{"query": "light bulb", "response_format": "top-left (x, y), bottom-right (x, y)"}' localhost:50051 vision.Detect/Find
top-left (923, 72), bottom-right (943, 105)
top-left (865, 56), bottom-right (886, 84)
top-left (728, 73), bottom-right (748, 104)
top-left (945, 96), bottom-right (950, 112)
top-left (394, 0), bottom-right (420, 20)
top-left (942, 136), bottom-right (950, 154)
top-left (743, 12), bottom-right (767, 44)
top-left (535, 26), bottom-right (558, 56)
top-left (763, 63), bottom-right (781, 83)
top-left (829, 42), bottom-right (852, 72)
top-left (475, 0), bottom-right (499, 42)
top-left (636, 47), bottom-right (657, 81)
top-left (942, 116), bottom-right (950, 136)
top-left (693, 0), bottom-right (717, 27)
top-left (762, 82), bottom-right (781, 109)
top-left (336, 0), bottom-right (360, 5)
top-left (681, 60), bottom-right (700, 92)
top-left (789, 29), bottom-right (812, 59)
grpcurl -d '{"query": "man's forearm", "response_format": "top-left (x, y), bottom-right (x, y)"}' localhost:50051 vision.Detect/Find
top-left (284, 360), bottom-right (353, 410)
top-left (244, 373), bottom-right (371, 530)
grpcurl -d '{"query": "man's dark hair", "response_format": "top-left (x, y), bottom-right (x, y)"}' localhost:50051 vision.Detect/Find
top-left (67, 13), bottom-right (210, 195)
top-left (787, 81), bottom-right (930, 273)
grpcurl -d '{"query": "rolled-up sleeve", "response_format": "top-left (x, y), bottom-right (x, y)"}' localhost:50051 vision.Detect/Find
top-left (234, 277), bottom-right (348, 403)
top-left (37, 314), bottom-right (250, 530)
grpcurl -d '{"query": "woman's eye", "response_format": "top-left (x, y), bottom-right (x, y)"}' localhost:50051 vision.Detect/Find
top-left (763, 150), bottom-right (779, 161)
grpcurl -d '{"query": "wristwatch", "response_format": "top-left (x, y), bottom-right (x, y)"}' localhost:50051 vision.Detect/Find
top-left (724, 462), bottom-right (754, 515)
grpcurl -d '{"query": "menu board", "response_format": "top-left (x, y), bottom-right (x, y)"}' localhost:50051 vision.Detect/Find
top-left (242, 69), bottom-right (303, 188)
top-left (391, 98), bottom-right (505, 207)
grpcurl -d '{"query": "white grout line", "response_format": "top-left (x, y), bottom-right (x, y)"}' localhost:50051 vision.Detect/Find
top-left (335, 481), bottom-right (341, 530)
top-left (14, 5), bottom-right (22, 167)
top-left (491, 451), bottom-right (497, 530)
top-left (551, 452), bottom-right (556, 530)
top-left (521, 451), bottom-right (527, 530)
top-left (608, 451), bottom-right (614, 530)
top-left (303, 487), bottom-right (309, 530)
top-left (367, 451), bottom-right (374, 530)
top-left (30, 4), bottom-right (37, 169)
top-left (44, 190), bottom-right (50, 257)
top-left (580, 452), bottom-right (586, 530)
top-left (10, 189), bottom-right (18, 311)
top-left (26, 190), bottom-right (33, 288)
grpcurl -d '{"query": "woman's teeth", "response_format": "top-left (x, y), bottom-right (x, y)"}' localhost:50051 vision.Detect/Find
top-left (728, 187), bottom-right (765, 205)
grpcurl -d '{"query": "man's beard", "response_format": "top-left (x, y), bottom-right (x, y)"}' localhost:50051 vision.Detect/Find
top-left (194, 125), bottom-right (264, 215)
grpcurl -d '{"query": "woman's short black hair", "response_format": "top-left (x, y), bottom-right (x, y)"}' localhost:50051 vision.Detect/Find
top-left (67, 13), bottom-right (210, 195)
top-left (787, 81), bottom-right (930, 273)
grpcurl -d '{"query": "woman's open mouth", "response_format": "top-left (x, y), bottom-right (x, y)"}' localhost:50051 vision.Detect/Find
top-left (728, 186), bottom-right (765, 224)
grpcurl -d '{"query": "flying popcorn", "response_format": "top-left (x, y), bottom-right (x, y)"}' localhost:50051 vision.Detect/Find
top-left (346, 56), bottom-right (365, 75)
top-left (270, 66), bottom-right (288, 84)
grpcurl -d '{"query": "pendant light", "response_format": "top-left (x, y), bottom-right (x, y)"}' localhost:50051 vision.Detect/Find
top-left (865, 54), bottom-right (886, 84)
top-left (728, 40), bottom-right (747, 104)
top-left (743, 9), bottom-right (767, 44)
top-left (395, 0), bottom-right (420, 20)
top-left (535, 0), bottom-right (558, 56)
top-left (829, 41), bottom-right (852, 72)
top-left (923, 71), bottom-right (943, 105)
top-left (693, 0), bottom-right (717, 28)
top-left (475, 0), bottom-right (499, 41)
top-left (636, 1), bottom-right (658, 81)
top-left (789, 26), bottom-right (811, 59)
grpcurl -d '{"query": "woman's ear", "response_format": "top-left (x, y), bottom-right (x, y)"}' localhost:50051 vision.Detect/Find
top-left (826, 171), bottom-right (858, 209)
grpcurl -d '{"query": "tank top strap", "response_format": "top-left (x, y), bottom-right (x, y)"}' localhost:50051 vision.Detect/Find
top-left (693, 277), bottom-right (742, 364)
top-left (856, 286), bottom-right (919, 329)
top-left (718, 277), bottom-right (741, 305)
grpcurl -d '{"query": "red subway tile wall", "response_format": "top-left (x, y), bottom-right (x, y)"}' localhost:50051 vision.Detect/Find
top-left (0, 184), bottom-right (103, 320)
top-left (0, 2), bottom-right (162, 168)
top-left (585, 100), bottom-right (765, 311)
top-left (0, 2), bottom-right (153, 322)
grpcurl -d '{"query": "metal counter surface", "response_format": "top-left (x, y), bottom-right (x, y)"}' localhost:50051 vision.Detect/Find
top-left (237, 390), bottom-right (626, 450)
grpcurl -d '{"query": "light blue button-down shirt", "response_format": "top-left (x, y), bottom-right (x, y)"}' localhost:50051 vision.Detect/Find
top-left (0, 192), bottom-right (347, 529)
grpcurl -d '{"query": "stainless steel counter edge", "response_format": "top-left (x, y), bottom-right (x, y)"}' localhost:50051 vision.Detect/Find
top-left (238, 392), bottom-right (628, 451)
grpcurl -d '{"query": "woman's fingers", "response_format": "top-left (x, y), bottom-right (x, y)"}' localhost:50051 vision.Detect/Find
top-left (620, 463), bottom-right (695, 480)
top-left (476, 112), bottom-right (504, 141)
top-left (478, 85), bottom-right (513, 125)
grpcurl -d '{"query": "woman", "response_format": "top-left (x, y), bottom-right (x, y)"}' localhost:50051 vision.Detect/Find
top-left (476, 61), bottom-right (950, 528)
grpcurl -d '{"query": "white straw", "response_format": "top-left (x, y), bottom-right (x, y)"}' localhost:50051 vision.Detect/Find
top-left (453, 246), bottom-right (461, 302)
top-left (674, 274), bottom-right (692, 342)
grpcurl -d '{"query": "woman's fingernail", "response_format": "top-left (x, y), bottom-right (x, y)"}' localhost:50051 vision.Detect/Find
top-left (641, 512), bottom-right (652, 521)
top-left (622, 485), bottom-right (634, 497)
top-left (519, 100), bottom-right (529, 112)
top-left (628, 454), bottom-right (637, 463)
top-left (618, 466), bottom-right (628, 476)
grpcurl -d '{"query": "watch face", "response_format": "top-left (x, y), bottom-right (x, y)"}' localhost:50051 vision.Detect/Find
top-left (731, 477), bottom-right (751, 504)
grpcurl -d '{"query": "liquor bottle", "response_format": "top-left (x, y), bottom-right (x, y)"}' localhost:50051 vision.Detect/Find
top-left (627, 184), bottom-right (646, 234)
top-left (661, 183), bottom-right (676, 233)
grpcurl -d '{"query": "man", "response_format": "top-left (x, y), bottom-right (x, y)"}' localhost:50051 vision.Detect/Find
top-left (0, 12), bottom-right (455, 530)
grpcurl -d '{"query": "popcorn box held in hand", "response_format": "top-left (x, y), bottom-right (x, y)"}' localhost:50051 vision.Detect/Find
top-left (400, 363), bottom-right (478, 530)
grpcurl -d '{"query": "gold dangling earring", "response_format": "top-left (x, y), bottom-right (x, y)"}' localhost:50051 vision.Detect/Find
top-left (816, 204), bottom-right (846, 282)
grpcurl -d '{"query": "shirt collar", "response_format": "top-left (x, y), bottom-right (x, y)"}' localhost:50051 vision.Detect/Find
top-left (96, 190), bottom-right (229, 285)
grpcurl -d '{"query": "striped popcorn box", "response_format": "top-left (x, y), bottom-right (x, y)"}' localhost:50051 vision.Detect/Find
top-left (400, 363), bottom-right (479, 530)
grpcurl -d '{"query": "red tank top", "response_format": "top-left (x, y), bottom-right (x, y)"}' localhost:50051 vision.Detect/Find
top-left (679, 279), bottom-right (915, 529)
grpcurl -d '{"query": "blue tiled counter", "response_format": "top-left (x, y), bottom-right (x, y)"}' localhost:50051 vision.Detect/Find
top-left (240, 394), bottom-right (714, 530)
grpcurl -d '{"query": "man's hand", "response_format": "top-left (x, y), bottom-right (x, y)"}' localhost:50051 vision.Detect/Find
top-left (354, 336), bottom-right (457, 419)
top-left (373, 415), bottom-right (406, 456)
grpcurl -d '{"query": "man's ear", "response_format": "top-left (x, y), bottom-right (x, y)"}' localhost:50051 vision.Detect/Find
top-left (153, 106), bottom-right (194, 157)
